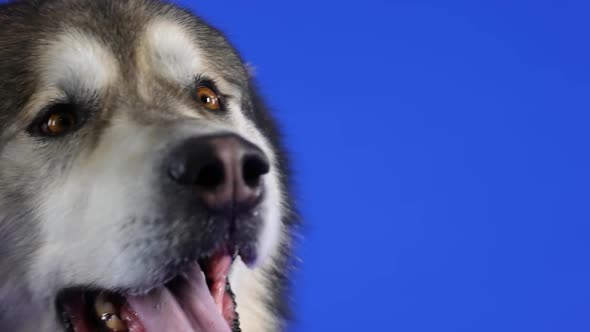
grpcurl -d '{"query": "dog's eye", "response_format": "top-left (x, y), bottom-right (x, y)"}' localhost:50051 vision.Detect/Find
top-left (196, 85), bottom-right (221, 111)
top-left (39, 104), bottom-right (78, 137)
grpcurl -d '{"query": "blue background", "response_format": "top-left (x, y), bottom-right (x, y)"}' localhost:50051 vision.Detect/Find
top-left (183, 1), bottom-right (590, 331)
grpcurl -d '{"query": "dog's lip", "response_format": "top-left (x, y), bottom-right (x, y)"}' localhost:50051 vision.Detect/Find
top-left (56, 248), bottom-right (240, 332)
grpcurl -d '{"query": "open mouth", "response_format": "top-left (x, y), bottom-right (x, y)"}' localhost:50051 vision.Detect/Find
top-left (56, 248), bottom-right (241, 332)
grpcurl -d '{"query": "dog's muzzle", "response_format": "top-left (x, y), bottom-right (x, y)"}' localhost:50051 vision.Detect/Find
top-left (56, 133), bottom-right (271, 332)
top-left (166, 133), bottom-right (270, 215)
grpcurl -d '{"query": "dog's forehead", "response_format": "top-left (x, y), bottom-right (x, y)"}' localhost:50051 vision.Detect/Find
top-left (138, 17), bottom-right (249, 93)
top-left (39, 29), bottom-right (118, 95)
top-left (39, 20), bottom-right (244, 93)
top-left (141, 20), bottom-right (206, 85)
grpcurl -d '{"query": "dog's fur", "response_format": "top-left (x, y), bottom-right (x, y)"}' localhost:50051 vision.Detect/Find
top-left (0, 0), bottom-right (296, 331)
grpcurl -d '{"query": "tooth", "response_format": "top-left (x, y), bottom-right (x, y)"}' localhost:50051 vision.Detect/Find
top-left (104, 314), bottom-right (128, 331)
top-left (94, 292), bottom-right (116, 317)
top-left (94, 293), bottom-right (129, 331)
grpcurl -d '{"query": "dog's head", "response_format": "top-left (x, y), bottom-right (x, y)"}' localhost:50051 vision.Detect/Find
top-left (0, 1), bottom-right (289, 331)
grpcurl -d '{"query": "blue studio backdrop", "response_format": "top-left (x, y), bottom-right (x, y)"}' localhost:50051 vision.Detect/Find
top-left (185, 1), bottom-right (589, 331)
top-left (2, 0), bottom-right (588, 331)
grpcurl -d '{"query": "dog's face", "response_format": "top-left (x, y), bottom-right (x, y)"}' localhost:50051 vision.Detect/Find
top-left (0, 1), bottom-right (289, 331)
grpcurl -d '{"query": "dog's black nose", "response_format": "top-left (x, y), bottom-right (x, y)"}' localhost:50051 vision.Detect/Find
top-left (167, 134), bottom-right (270, 213)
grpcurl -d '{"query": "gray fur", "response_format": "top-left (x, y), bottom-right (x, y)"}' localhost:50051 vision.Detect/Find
top-left (0, 0), bottom-right (296, 331)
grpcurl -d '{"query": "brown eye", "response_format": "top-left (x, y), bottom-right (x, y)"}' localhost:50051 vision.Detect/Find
top-left (40, 107), bottom-right (77, 136)
top-left (196, 85), bottom-right (221, 111)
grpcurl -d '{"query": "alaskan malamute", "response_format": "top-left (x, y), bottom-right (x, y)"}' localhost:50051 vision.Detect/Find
top-left (0, 0), bottom-right (296, 331)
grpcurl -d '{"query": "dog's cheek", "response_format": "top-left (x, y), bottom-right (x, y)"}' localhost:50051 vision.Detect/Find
top-left (254, 169), bottom-right (285, 267)
top-left (29, 128), bottom-right (162, 291)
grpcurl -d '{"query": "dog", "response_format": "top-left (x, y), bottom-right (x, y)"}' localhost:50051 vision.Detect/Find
top-left (0, 0), bottom-right (296, 331)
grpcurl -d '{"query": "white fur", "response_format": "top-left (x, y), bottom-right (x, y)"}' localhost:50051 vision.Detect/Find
top-left (145, 20), bottom-right (205, 84)
top-left (39, 30), bottom-right (118, 94)
top-left (31, 120), bottom-right (166, 297)
top-left (224, 84), bottom-right (286, 331)
top-left (226, 91), bottom-right (286, 265)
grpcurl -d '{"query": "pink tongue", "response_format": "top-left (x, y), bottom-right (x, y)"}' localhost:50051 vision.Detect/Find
top-left (126, 264), bottom-right (231, 332)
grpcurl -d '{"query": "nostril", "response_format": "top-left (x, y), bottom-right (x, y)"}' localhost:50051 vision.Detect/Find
top-left (195, 160), bottom-right (225, 189)
top-left (167, 134), bottom-right (270, 212)
top-left (242, 154), bottom-right (270, 188)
